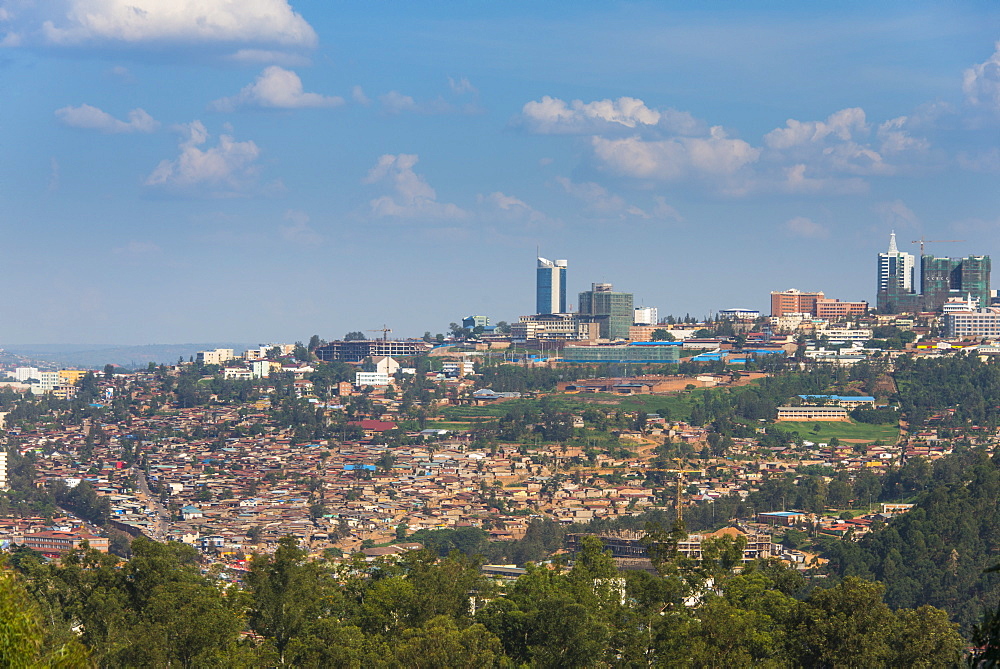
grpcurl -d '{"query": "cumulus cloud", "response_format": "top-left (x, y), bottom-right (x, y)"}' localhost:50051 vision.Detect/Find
top-left (55, 103), bottom-right (159, 133)
top-left (4, 0), bottom-right (317, 48)
top-left (379, 90), bottom-right (456, 115)
top-left (448, 76), bottom-right (477, 96)
top-left (591, 127), bottom-right (760, 181)
top-left (781, 164), bottom-right (867, 195)
top-left (145, 121), bottom-right (261, 195)
top-left (519, 95), bottom-right (702, 135)
top-left (763, 107), bottom-right (917, 177)
top-left (785, 216), bottom-right (828, 239)
top-left (363, 154), bottom-right (467, 220)
top-left (211, 66), bottom-right (343, 111)
top-left (963, 42), bottom-right (1000, 109)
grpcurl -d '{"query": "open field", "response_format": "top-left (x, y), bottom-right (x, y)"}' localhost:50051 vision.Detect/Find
top-left (775, 421), bottom-right (900, 444)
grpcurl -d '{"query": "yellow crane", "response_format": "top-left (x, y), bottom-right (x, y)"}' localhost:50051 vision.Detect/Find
top-left (911, 237), bottom-right (965, 255)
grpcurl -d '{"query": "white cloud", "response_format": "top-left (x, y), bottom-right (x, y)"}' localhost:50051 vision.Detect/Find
top-left (591, 127), bottom-right (760, 181)
top-left (363, 154), bottom-right (467, 220)
top-left (781, 164), bottom-right (867, 195)
top-left (520, 95), bottom-right (702, 135)
top-left (556, 176), bottom-right (628, 214)
top-left (785, 216), bottom-right (828, 239)
top-left (211, 66), bottom-right (343, 111)
top-left (448, 76), bottom-right (477, 96)
top-left (145, 121), bottom-right (261, 194)
top-left (352, 85), bottom-right (371, 105)
top-left (280, 209), bottom-right (322, 243)
top-left (763, 107), bottom-right (907, 177)
top-left (10, 0), bottom-right (317, 48)
top-left (764, 108), bottom-right (868, 149)
top-left (963, 42), bottom-right (1000, 109)
top-left (55, 103), bottom-right (159, 133)
top-left (379, 90), bottom-right (454, 115)
top-left (477, 191), bottom-right (555, 228)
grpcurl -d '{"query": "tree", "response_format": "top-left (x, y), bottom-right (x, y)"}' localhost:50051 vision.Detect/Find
top-left (651, 329), bottom-right (675, 342)
top-left (247, 536), bottom-right (327, 664)
top-left (344, 332), bottom-right (367, 341)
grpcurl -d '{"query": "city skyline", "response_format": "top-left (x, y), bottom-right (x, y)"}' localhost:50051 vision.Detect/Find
top-left (1, 2), bottom-right (999, 343)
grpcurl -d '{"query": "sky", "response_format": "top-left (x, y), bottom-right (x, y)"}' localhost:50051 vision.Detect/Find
top-left (1, 1), bottom-right (999, 344)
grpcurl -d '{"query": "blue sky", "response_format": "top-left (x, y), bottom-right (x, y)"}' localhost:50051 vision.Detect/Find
top-left (1, 1), bottom-right (998, 344)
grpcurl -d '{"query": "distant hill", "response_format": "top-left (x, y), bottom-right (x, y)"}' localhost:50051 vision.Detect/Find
top-left (2, 343), bottom-right (256, 370)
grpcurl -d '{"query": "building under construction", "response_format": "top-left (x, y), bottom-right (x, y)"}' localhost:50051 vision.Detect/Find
top-left (314, 339), bottom-right (431, 363)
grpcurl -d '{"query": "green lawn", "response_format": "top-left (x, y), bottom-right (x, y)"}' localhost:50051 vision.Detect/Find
top-left (776, 420), bottom-right (899, 444)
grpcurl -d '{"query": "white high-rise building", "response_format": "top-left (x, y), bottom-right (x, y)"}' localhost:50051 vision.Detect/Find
top-left (634, 306), bottom-right (658, 325)
top-left (878, 231), bottom-right (916, 294)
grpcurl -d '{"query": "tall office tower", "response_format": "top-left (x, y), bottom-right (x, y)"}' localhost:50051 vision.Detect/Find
top-left (920, 254), bottom-right (991, 312)
top-left (579, 282), bottom-right (634, 340)
top-left (878, 232), bottom-right (916, 293)
top-left (536, 257), bottom-right (568, 314)
top-left (877, 232), bottom-right (921, 313)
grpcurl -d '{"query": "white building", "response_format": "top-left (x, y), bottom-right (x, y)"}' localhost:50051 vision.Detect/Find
top-left (878, 231), bottom-right (916, 293)
top-left (0, 449), bottom-right (7, 490)
top-left (945, 308), bottom-right (1000, 338)
top-left (372, 356), bottom-right (400, 375)
top-left (252, 360), bottom-right (280, 379)
top-left (634, 306), bottom-right (659, 326)
top-left (719, 308), bottom-right (760, 320)
top-left (12, 367), bottom-right (39, 382)
top-left (355, 371), bottom-right (390, 387)
top-left (197, 348), bottom-right (235, 365)
top-left (223, 367), bottom-right (253, 381)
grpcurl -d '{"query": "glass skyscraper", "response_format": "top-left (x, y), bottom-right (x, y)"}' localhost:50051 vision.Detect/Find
top-left (536, 257), bottom-right (568, 314)
top-left (578, 282), bottom-right (634, 340)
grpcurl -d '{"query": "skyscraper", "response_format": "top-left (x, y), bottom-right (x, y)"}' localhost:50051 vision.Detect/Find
top-left (877, 232), bottom-right (991, 313)
top-left (578, 282), bottom-right (634, 340)
top-left (536, 257), bottom-right (568, 314)
top-left (878, 232), bottom-right (916, 294)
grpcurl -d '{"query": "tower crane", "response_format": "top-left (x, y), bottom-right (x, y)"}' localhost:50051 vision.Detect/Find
top-left (366, 325), bottom-right (392, 342)
top-left (911, 237), bottom-right (965, 255)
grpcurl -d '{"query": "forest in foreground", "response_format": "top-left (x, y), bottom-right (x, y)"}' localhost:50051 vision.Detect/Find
top-left (1, 531), bottom-right (985, 668)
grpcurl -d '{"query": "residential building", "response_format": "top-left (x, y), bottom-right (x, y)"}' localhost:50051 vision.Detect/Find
top-left (12, 367), bottom-right (39, 382)
top-left (770, 289), bottom-right (824, 317)
top-left (223, 367), bottom-right (253, 381)
top-left (197, 348), bottom-right (235, 366)
top-left (815, 298), bottom-right (868, 318)
top-left (0, 449), bottom-right (6, 490)
top-left (536, 257), bottom-right (568, 314)
top-left (371, 356), bottom-right (400, 376)
top-left (355, 371), bottom-right (390, 387)
top-left (251, 360), bottom-right (280, 378)
top-left (579, 283), bottom-right (634, 340)
top-left (945, 308), bottom-right (1000, 338)
top-left (633, 306), bottom-right (658, 326)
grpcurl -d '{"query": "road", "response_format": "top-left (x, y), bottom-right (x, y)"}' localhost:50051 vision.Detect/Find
top-left (133, 467), bottom-right (170, 541)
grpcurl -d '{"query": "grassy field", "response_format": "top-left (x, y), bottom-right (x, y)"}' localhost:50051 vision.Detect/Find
top-left (776, 420), bottom-right (899, 444)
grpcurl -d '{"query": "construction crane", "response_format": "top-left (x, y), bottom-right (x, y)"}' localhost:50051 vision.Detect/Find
top-left (366, 326), bottom-right (392, 342)
top-left (911, 237), bottom-right (965, 255)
